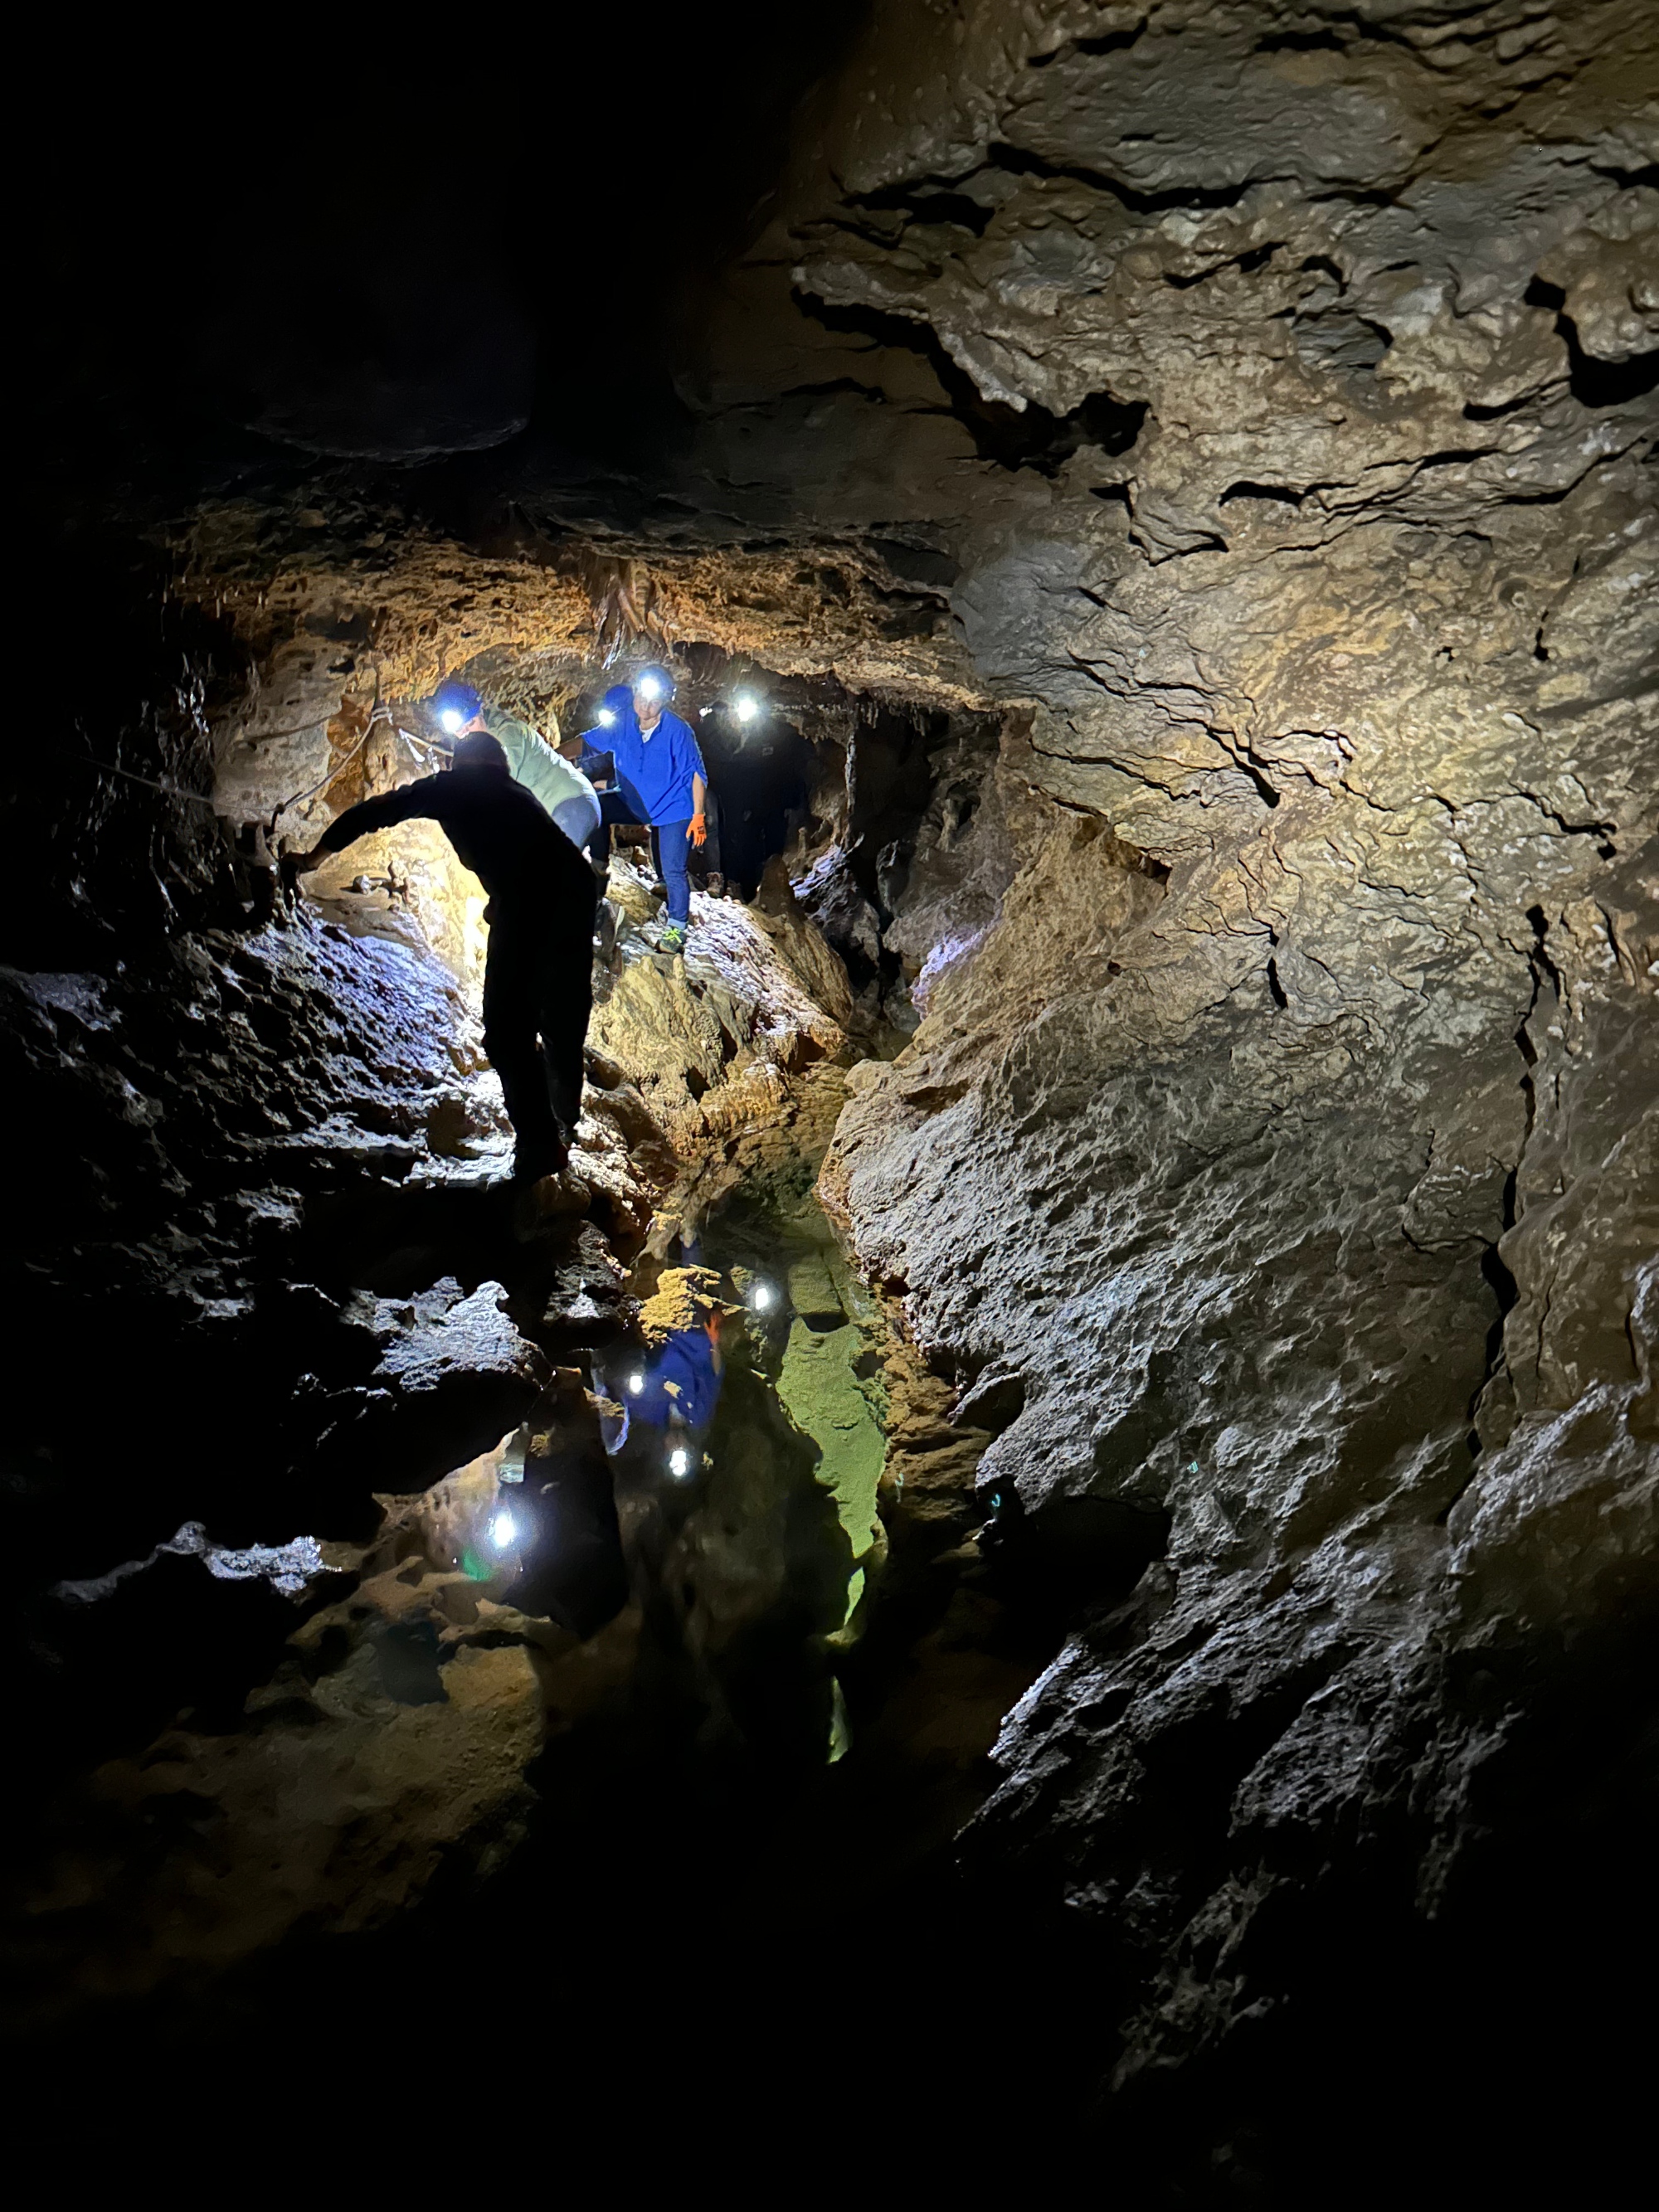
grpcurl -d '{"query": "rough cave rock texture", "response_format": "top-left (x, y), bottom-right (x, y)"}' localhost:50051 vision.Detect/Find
top-left (774, 0), bottom-right (1657, 2112)
top-left (11, 880), bottom-right (859, 1991)
top-left (34, 0), bottom-right (1655, 2140)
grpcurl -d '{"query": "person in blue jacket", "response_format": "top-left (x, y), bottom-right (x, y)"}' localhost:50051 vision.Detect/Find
top-left (583, 667), bottom-right (708, 952)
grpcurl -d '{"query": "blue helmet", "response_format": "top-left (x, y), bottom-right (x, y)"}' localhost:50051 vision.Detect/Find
top-left (594, 683), bottom-right (635, 732)
top-left (431, 678), bottom-right (484, 736)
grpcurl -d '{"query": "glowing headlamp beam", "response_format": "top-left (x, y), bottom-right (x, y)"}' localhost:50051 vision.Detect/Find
top-left (733, 693), bottom-right (760, 724)
top-left (438, 708), bottom-right (465, 736)
top-left (636, 675), bottom-right (664, 702)
top-left (596, 707), bottom-right (617, 727)
top-left (489, 1511), bottom-right (518, 1551)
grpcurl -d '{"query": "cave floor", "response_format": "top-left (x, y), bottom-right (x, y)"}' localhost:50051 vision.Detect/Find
top-left (16, 1170), bottom-right (1092, 2165)
top-left (6, 882), bottom-right (1077, 2147)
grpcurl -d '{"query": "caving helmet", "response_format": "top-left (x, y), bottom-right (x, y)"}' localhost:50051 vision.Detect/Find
top-left (595, 682), bottom-right (634, 731)
top-left (431, 678), bottom-right (484, 737)
top-left (632, 664), bottom-right (676, 707)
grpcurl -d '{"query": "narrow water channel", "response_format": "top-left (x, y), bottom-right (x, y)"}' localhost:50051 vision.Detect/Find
top-left (472, 1155), bottom-right (891, 1779)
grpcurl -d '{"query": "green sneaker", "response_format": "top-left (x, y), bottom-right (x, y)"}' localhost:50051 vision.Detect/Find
top-left (659, 921), bottom-right (687, 954)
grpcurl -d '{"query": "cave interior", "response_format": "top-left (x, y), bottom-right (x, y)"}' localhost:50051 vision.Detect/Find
top-left (14, 0), bottom-right (1658, 2191)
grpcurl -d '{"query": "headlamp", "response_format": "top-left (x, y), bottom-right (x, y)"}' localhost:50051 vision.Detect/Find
top-left (596, 707), bottom-right (617, 728)
top-left (750, 1282), bottom-right (775, 1312)
top-left (636, 674), bottom-right (664, 702)
top-left (489, 1510), bottom-right (518, 1550)
top-left (439, 707), bottom-right (465, 736)
top-left (669, 1446), bottom-right (692, 1479)
top-left (733, 693), bottom-right (760, 725)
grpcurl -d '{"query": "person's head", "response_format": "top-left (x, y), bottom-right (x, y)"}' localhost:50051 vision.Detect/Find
top-left (632, 666), bottom-right (674, 723)
top-left (449, 731), bottom-right (511, 775)
top-left (596, 683), bottom-right (634, 733)
top-left (431, 678), bottom-right (485, 737)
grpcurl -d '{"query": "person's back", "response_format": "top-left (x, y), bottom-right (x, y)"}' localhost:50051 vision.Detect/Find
top-left (309, 748), bottom-right (594, 922)
top-left (480, 705), bottom-right (601, 851)
top-left (416, 761), bottom-right (594, 915)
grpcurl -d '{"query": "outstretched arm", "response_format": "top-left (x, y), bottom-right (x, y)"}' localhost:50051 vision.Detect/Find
top-left (283, 776), bottom-right (445, 878)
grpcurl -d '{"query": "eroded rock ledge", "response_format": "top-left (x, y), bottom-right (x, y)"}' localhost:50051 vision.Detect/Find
top-left (18, 0), bottom-right (1657, 2180)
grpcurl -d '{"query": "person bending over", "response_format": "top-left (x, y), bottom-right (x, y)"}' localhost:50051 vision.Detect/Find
top-left (430, 678), bottom-right (601, 855)
top-left (285, 732), bottom-right (596, 1182)
top-left (581, 668), bottom-right (708, 953)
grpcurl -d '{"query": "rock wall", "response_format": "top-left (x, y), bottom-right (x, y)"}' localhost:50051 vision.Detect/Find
top-left (754, 0), bottom-right (1657, 2164)
top-left (18, 0), bottom-right (1654, 2166)
top-left (7, 634), bottom-right (864, 2004)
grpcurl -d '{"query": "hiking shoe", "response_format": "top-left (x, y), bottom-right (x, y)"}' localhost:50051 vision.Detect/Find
top-left (512, 1147), bottom-right (568, 1184)
top-left (658, 921), bottom-right (688, 954)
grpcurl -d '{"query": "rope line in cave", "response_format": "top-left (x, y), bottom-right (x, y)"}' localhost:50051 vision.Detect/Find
top-left (71, 747), bottom-right (219, 808)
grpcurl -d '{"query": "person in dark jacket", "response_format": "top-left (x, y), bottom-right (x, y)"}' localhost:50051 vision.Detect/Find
top-left (581, 668), bottom-right (708, 952)
top-left (430, 677), bottom-right (601, 853)
top-left (285, 732), bottom-right (596, 1180)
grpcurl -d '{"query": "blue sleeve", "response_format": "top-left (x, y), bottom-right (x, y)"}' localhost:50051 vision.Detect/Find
top-left (679, 719), bottom-right (707, 785)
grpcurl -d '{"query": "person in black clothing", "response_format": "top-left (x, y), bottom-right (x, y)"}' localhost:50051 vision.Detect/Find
top-left (285, 732), bottom-right (596, 1180)
top-left (695, 708), bottom-right (811, 898)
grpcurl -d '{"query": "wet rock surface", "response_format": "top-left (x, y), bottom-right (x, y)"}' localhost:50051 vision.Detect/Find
top-left (20, 0), bottom-right (1657, 2184)
top-left (2, 759), bottom-right (886, 2020)
top-left (773, 3), bottom-right (1658, 2179)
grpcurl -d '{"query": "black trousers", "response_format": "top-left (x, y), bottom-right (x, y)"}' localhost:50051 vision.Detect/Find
top-left (481, 898), bottom-right (594, 1171)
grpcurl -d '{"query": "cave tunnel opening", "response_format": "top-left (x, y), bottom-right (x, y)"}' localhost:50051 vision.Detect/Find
top-left (10, 523), bottom-right (1113, 2122)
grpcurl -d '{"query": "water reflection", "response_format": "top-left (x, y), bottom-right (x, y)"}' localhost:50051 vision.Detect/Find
top-left (594, 1261), bottom-right (727, 1478)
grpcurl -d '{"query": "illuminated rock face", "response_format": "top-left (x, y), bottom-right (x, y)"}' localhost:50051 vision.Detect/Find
top-left (21, 0), bottom-right (1656, 2162)
top-left (747, 0), bottom-right (1657, 2145)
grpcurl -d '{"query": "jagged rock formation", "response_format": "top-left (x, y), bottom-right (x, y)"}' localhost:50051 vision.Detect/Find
top-left (776, 0), bottom-right (1657, 2167)
top-left (7, 765), bottom-right (860, 2001)
top-left (17, 0), bottom-right (1656, 2180)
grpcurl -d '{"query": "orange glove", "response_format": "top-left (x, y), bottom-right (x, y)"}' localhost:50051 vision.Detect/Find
top-left (688, 813), bottom-right (708, 848)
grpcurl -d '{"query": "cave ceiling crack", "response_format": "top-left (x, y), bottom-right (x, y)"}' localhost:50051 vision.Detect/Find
top-left (971, 142), bottom-right (1296, 219)
top-left (1027, 728), bottom-right (1192, 801)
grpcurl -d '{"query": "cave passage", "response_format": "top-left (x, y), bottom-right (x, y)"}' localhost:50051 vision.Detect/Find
top-left (22, 0), bottom-right (1657, 2183)
top-left (691, 701), bottom-right (817, 900)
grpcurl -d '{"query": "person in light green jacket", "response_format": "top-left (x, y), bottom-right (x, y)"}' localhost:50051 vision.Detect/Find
top-left (431, 679), bottom-right (601, 853)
